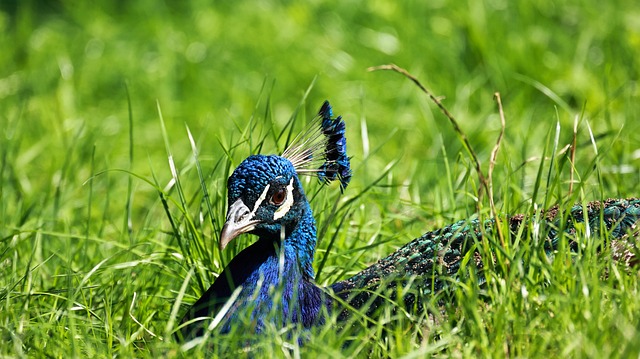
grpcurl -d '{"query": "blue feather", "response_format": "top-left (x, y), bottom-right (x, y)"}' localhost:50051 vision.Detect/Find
top-left (317, 101), bottom-right (352, 191)
top-left (281, 101), bottom-right (352, 192)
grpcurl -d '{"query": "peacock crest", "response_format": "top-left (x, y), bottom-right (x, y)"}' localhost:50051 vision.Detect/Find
top-left (281, 101), bottom-right (352, 191)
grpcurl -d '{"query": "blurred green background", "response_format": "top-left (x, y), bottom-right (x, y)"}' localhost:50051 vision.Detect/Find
top-left (3, 0), bottom-right (639, 190)
top-left (1, 0), bottom-right (640, 356)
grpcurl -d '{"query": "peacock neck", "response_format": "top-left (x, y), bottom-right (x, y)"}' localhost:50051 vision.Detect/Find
top-left (261, 201), bottom-right (317, 280)
top-left (214, 204), bottom-right (323, 333)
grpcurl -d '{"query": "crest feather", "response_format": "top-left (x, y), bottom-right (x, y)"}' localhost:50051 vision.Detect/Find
top-left (282, 101), bottom-right (352, 191)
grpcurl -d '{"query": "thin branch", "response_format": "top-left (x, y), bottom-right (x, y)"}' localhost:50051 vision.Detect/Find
top-left (368, 63), bottom-right (488, 205)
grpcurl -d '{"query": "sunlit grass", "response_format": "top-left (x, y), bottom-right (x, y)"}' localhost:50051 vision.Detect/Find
top-left (1, 0), bottom-right (640, 357)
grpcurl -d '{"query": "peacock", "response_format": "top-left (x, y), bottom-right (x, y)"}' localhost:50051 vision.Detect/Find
top-left (176, 101), bottom-right (640, 340)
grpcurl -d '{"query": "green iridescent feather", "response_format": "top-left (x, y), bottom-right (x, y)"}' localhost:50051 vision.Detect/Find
top-left (330, 198), bottom-right (640, 317)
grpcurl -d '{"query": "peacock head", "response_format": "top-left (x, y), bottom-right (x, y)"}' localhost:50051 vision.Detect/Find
top-left (220, 155), bottom-right (306, 249)
top-left (219, 101), bottom-right (352, 250)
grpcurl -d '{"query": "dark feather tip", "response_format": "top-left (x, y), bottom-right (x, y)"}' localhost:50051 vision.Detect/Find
top-left (317, 101), bottom-right (352, 191)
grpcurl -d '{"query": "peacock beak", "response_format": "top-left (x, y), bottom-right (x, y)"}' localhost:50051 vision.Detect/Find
top-left (220, 199), bottom-right (260, 250)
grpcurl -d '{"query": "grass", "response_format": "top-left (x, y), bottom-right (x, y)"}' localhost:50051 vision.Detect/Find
top-left (1, 0), bottom-right (640, 357)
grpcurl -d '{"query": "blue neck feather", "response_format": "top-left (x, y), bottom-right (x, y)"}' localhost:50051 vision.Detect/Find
top-left (284, 201), bottom-right (317, 279)
top-left (213, 201), bottom-right (323, 333)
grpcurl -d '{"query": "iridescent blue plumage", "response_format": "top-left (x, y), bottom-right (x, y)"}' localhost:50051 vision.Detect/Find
top-left (317, 101), bottom-right (352, 191)
top-left (282, 101), bottom-right (351, 191)
top-left (177, 102), bottom-right (640, 342)
top-left (179, 154), bottom-right (327, 339)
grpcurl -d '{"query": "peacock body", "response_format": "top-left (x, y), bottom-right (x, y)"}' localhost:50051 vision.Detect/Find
top-left (330, 198), bottom-right (640, 316)
top-left (177, 102), bottom-right (640, 340)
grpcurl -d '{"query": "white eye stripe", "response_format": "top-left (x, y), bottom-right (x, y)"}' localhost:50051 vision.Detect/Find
top-left (248, 183), bottom-right (271, 219)
top-left (273, 178), bottom-right (295, 220)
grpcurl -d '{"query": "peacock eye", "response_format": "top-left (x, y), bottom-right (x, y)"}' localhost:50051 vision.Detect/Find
top-left (270, 188), bottom-right (287, 206)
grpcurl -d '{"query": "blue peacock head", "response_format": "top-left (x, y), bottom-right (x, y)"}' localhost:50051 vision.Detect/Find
top-left (220, 101), bottom-right (351, 250)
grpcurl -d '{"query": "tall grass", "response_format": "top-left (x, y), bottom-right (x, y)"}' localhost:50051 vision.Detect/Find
top-left (1, 0), bottom-right (639, 357)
